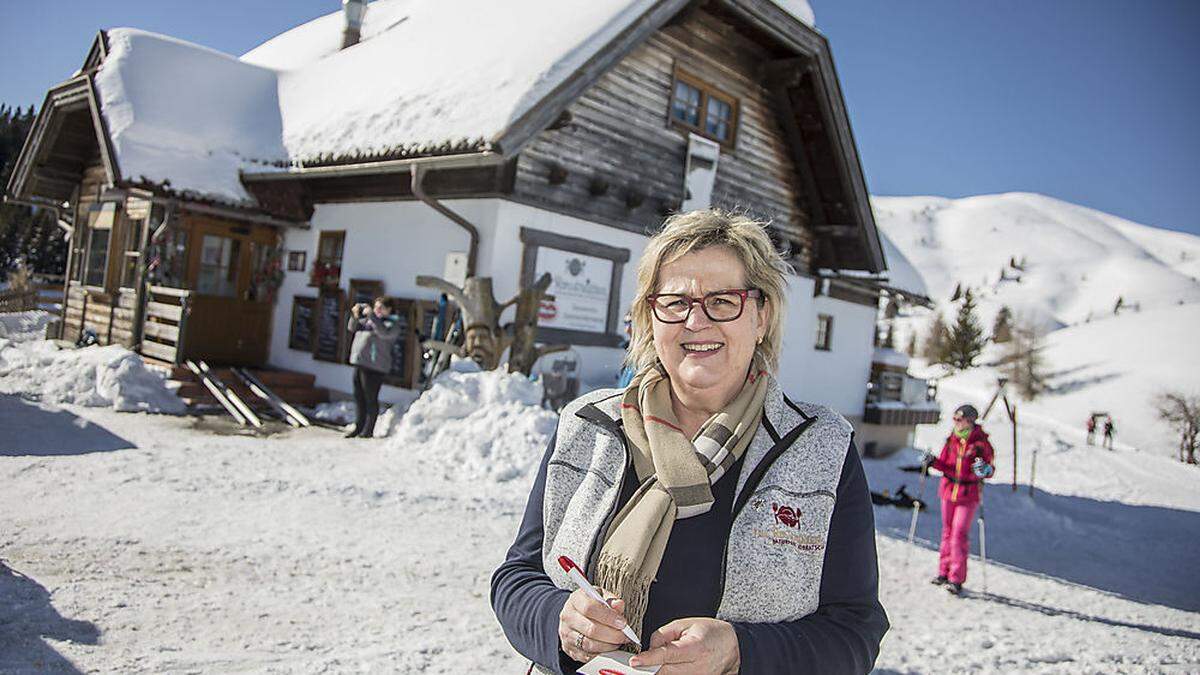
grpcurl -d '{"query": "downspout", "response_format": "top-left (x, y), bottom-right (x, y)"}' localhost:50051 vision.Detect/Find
top-left (410, 164), bottom-right (478, 278)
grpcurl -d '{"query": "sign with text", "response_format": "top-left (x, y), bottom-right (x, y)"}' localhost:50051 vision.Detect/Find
top-left (536, 247), bottom-right (613, 334)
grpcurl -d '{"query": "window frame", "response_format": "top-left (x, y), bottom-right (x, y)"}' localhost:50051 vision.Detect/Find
top-left (815, 313), bottom-right (834, 351)
top-left (667, 66), bottom-right (740, 149)
top-left (312, 230), bottom-right (346, 288)
top-left (118, 211), bottom-right (146, 291)
top-left (82, 202), bottom-right (118, 292)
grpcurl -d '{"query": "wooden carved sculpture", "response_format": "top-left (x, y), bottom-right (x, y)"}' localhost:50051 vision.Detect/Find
top-left (416, 273), bottom-right (567, 375)
top-left (416, 275), bottom-right (506, 370)
top-left (506, 272), bottom-right (568, 376)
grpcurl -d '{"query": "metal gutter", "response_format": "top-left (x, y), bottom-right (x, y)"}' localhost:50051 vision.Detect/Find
top-left (411, 164), bottom-right (479, 278)
top-left (123, 188), bottom-right (310, 230)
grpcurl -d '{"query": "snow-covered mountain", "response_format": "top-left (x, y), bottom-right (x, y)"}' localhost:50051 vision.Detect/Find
top-left (873, 193), bottom-right (1200, 457)
top-left (874, 192), bottom-right (1200, 330)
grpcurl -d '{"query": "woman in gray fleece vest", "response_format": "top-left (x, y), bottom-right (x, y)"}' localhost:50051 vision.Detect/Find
top-left (491, 210), bottom-right (888, 674)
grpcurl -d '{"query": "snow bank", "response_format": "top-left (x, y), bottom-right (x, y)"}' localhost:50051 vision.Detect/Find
top-left (386, 368), bottom-right (558, 483)
top-left (0, 338), bottom-right (184, 414)
top-left (0, 309), bottom-right (53, 341)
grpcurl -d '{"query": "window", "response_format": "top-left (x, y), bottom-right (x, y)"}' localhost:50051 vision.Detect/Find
top-left (83, 202), bottom-right (117, 288)
top-left (119, 214), bottom-right (144, 289)
top-left (312, 230), bottom-right (345, 287)
top-left (148, 227), bottom-right (188, 289)
top-left (668, 69), bottom-right (739, 146)
top-left (671, 80), bottom-right (701, 126)
top-left (815, 314), bottom-right (833, 351)
top-left (196, 234), bottom-right (240, 297)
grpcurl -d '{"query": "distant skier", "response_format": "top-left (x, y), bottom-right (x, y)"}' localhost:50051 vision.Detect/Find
top-left (1103, 417), bottom-right (1116, 450)
top-left (922, 403), bottom-right (995, 595)
top-left (1086, 416), bottom-right (1096, 445)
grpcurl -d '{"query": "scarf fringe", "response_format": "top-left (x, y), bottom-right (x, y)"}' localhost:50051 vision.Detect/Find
top-left (595, 551), bottom-right (653, 645)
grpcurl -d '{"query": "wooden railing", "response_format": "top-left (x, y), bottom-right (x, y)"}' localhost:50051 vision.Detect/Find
top-left (0, 288), bottom-right (37, 313)
top-left (140, 285), bottom-right (192, 364)
top-left (0, 273), bottom-right (64, 314)
top-left (33, 274), bottom-right (64, 310)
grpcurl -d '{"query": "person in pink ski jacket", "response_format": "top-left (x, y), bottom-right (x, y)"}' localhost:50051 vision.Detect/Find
top-left (922, 404), bottom-right (995, 595)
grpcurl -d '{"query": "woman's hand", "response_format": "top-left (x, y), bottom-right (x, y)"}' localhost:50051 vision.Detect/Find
top-left (558, 588), bottom-right (631, 663)
top-left (630, 617), bottom-right (740, 674)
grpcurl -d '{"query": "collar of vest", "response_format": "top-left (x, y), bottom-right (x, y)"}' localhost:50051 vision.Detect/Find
top-left (572, 375), bottom-right (812, 441)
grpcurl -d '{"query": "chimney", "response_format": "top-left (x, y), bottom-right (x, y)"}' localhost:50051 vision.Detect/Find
top-left (341, 0), bottom-right (368, 49)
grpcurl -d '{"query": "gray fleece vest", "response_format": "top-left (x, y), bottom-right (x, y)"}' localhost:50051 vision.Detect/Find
top-left (540, 378), bottom-right (852, 627)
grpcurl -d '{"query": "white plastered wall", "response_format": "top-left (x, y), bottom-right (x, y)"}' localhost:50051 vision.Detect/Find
top-left (269, 199), bottom-right (500, 402)
top-left (268, 197), bottom-right (876, 417)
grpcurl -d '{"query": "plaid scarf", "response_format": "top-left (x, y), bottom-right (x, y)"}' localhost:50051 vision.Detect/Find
top-left (595, 364), bottom-right (768, 640)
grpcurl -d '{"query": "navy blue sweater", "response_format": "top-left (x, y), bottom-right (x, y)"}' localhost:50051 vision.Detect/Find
top-left (490, 424), bottom-right (888, 674)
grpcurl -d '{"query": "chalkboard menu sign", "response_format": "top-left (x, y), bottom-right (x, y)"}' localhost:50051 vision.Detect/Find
top-left (378, 298), bottom-right (410, 387)
top-left (313, 288), bottom-right (345, 362)
top-left (288, 296), bottom-right (315, 351)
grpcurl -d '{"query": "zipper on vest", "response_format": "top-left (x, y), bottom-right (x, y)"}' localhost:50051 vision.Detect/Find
top-left (714, 416), bottom-right (818, 612)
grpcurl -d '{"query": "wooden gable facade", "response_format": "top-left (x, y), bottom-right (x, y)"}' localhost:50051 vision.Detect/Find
top-left (503, 0), bottom-right (884, 276)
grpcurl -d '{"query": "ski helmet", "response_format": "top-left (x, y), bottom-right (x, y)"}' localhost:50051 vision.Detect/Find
top-left (954, 404), bottom-right (979, 422)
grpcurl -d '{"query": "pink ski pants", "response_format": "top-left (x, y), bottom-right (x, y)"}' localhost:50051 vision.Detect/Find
top-left (938, 497), bottom-right (978, 584)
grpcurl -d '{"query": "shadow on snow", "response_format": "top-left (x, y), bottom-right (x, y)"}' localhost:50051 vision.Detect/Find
top-left (968, 591), bottom-right (1200, 641)
top-left (0, 560), bottom-right (98, 673)
top-left (0, 394), bottom-right (135, 456)
top-left (872, 479), bottom-right (1200, 613)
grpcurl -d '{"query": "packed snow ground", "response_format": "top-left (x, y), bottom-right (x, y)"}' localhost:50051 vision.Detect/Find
top-left (3, 336), bottom-right (1197, 671)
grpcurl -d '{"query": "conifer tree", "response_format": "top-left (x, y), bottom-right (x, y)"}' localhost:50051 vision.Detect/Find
top-left (945, 289), bottom-right (986, 369)
top-left (0, 102), bottom-right (66, 278)
top-left (950, 282), bottom-right (962, 302)
top-left (1003, 319), bottom-right (1048, 399)
top-left (992, 305), bottom-right (1013, 343)
top-left (922, 312), bottom-right (950, 363)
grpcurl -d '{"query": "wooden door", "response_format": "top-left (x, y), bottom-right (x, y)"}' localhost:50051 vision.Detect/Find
top-left (180, 214), bottom-right (277, 366)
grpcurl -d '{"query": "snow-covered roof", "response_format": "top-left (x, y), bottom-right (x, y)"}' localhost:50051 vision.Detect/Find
top-left (875, 226), bottom-right (929, 299)
top-left (90, 0), bottom-right (815, 206)
top-left (96, 29), bottom-right (286, 205)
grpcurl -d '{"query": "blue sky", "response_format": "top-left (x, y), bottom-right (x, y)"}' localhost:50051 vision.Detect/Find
top-left (2, 1), bottom-right (1197, 235)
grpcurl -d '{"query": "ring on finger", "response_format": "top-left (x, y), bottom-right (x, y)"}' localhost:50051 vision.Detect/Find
top-left (575, 631), bottom-right (586, 652)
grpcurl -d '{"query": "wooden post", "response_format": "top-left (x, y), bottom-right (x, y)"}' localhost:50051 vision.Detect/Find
top-left (507, 272), bottom-right (568, 375)
top-left (79, 289), bottom-right (89, 343)
top-left (1009, 400), bottom-right (1018, 492)
top-left (175, 292), bottom-right (190, 365)
top-left (1029, 444), bottom-right (1037, 497)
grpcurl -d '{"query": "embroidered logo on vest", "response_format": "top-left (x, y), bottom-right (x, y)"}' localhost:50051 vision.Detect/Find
top-left (771, 502), bottom-right (802, 528)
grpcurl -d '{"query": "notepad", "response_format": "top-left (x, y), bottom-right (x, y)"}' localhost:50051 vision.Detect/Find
top-left (577, 650), bottom-right (660, 675)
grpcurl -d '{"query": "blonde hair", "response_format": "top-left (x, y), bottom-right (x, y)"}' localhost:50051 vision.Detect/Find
top-left (625, 209), bottom-right (793, 374)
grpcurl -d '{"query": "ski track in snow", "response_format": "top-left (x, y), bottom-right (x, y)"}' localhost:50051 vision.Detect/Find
top-left (2, 393), bottom-right (1198, 673)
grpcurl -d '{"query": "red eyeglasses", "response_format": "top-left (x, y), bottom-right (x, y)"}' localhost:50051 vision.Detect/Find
top-left (646, 289), bottom-right (762, 323)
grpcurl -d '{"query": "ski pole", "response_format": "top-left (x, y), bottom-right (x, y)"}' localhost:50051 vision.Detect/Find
top-left (1029, 444), bottom-right (1038, 497)
top-left (904, 456), bottom-right (930, 567)
top-left (977, 486), bottom-right (988, 595)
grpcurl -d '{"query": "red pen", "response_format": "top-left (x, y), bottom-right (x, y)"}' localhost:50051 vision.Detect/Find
top-left (558, 556), bottom-right (642, 648)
